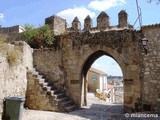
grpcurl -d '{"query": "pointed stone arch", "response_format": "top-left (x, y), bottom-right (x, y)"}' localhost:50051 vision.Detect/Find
top-left (81, 49), bottom-right (127, 78)
top-left (60, 30), bottom-right (142, 112)
top-left (80, 48), bottom-right (128, 107)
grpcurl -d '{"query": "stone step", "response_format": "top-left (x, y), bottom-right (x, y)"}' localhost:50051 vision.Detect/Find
top-left (47, 90), bottom-right (61, 96)
top-left (48, 81), bottom-right (58, 86)
top-left (43, 82), bottom-right (48, 87)
top-left (38, 78), bottom-right (46, 83)
top-left (54, 93), bottom-right (66, 99)
top-left (57, 97), bottom-right (69, 103)
top-left (32, 69), bottom-right (77, 112)
top-left (39, 82), bottom-right (48, 87)
top-left (32, 68), bottom-right (37, 71)
top-left (51, 86), bottom-right (58, 90)
top-left (43, 86), bottom-right (51, 91)
top-left (47, 81), bottom-right (54, 86)
top-left (37, 75), bottom-right (43, 79)
top-left (65, 105), bottom-right (77, 112)
top-left (52, 89), bottom-right (61, 94)
top-left (32, 74), bottom-right (38, 78)
top-left (61, 100), bottom-right (74, 107)
top-left (32, 71), bottom-right (39, 75)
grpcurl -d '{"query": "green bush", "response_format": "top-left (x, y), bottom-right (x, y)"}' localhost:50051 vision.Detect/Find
top-left (21, 24), bottom-right (37, 43)
top-left (21, 24), bottom-right (54, 48)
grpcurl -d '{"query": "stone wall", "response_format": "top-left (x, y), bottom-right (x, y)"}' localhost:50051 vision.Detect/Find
top-left (0, 25), bottom-right (25, 43)
top-left (33, 49), bottom-right (66, 90)
top-left (0, 25), bottom-right (25, 34)
top-left (141, 24), bottom-right (160, 111)
top-left (0, 41), bottom-right (33, 119)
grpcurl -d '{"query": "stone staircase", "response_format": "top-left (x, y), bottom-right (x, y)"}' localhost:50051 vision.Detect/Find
top-left (27, 68), bottom-right (77, 112)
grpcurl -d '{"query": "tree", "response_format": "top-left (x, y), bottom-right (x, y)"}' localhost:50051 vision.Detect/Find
top-left (21, 24), bottom-right (54, 48)
top-left (22, 24), bottom-right (37, 42)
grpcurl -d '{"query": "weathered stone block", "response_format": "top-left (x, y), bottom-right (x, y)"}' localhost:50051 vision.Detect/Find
top-left (70, 80), bottom-right (80, 84)
top-left (124, 85), bottom-right (132, 91)
top-left (150, 80), bottom-right (157, 84)
top-left (133, 86), bottom-right (140, 93)
top-left (124, 96), bottom-right (132, 104)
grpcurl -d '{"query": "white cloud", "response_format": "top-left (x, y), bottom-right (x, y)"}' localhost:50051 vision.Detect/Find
top-left (91, 56), bottom-right (123, 76)
top-left (88, 0), bottom-right (126, 11)
top-left (0, 13), bottom-right (4, 20)
top-left (57, 6), bottom-right (95, 27)
top-left (92, 63), bottom-right (103, 68)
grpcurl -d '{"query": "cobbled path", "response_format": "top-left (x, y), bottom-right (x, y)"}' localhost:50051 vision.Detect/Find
top-left (22, 93), bottom-right (160, 120)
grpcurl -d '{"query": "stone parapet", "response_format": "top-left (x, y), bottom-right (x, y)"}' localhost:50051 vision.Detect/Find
top-left (45, 10), bottom-right (133, 34)
top-left (141, 23), bottom-right (160, 30)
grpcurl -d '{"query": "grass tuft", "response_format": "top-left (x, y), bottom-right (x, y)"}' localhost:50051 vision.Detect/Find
top-left (0, 34), bottom-right (7, 47)
top-left (6, 47), bottom-right (22, 66)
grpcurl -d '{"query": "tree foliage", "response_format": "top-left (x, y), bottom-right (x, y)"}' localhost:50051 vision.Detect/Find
top-left (22, 24), bottom-right (37, 42)
top-left (21, 24), bottom-right (54, 48)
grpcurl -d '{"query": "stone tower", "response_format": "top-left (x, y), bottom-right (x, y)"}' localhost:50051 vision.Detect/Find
top-left (72, 17), bottom-right (81, 31)
top-left (45, 15), bottom-right (67, 35)
top-left (118, 10), bottom-right (128, 28)
top-left (84, 15), bottom-right (92, 31)
top-left (97, 11), bottom-right (110, 30)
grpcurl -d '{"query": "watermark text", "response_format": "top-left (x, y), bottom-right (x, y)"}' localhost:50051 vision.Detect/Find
top-left (125, 113), bottom-right (158, 118)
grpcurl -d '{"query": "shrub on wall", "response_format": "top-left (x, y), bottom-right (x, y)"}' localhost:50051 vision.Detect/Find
top-left (0, 34), bottom-right (7, 47)
top-left (21, 24), bottom-right (37, 43)
top-left (21, 24), bottom-right (54, 48)
top-left (6, 47), bottom-right (22, 66)
top-left (0, 34), bottom-right (8, 53)
top-left (0, 34), bottom-right (22, 66)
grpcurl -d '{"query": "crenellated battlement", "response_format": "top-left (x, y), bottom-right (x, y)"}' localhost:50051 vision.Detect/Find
top-left (97, 11), bottom-right (110, 30)
top-left (45, 15), bottom-right (67, 35)
top-left (45, 10), bottom-right (133, 35)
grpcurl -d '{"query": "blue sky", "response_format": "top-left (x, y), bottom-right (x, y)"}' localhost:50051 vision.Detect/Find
top-left (0, 0), bottom-right (159, 76)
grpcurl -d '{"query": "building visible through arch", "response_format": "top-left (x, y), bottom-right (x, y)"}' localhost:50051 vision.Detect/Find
top-left (87, 55), bottom-right (124, 104)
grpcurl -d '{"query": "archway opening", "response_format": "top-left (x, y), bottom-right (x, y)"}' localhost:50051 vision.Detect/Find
top-left (81, 50), bottom-right (124, 113)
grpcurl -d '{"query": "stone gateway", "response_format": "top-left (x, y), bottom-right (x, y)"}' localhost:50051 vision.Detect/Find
top-left (1, 10), bottom-right (159, 114)
top-left (33, 10), bottom-right (160, 112)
